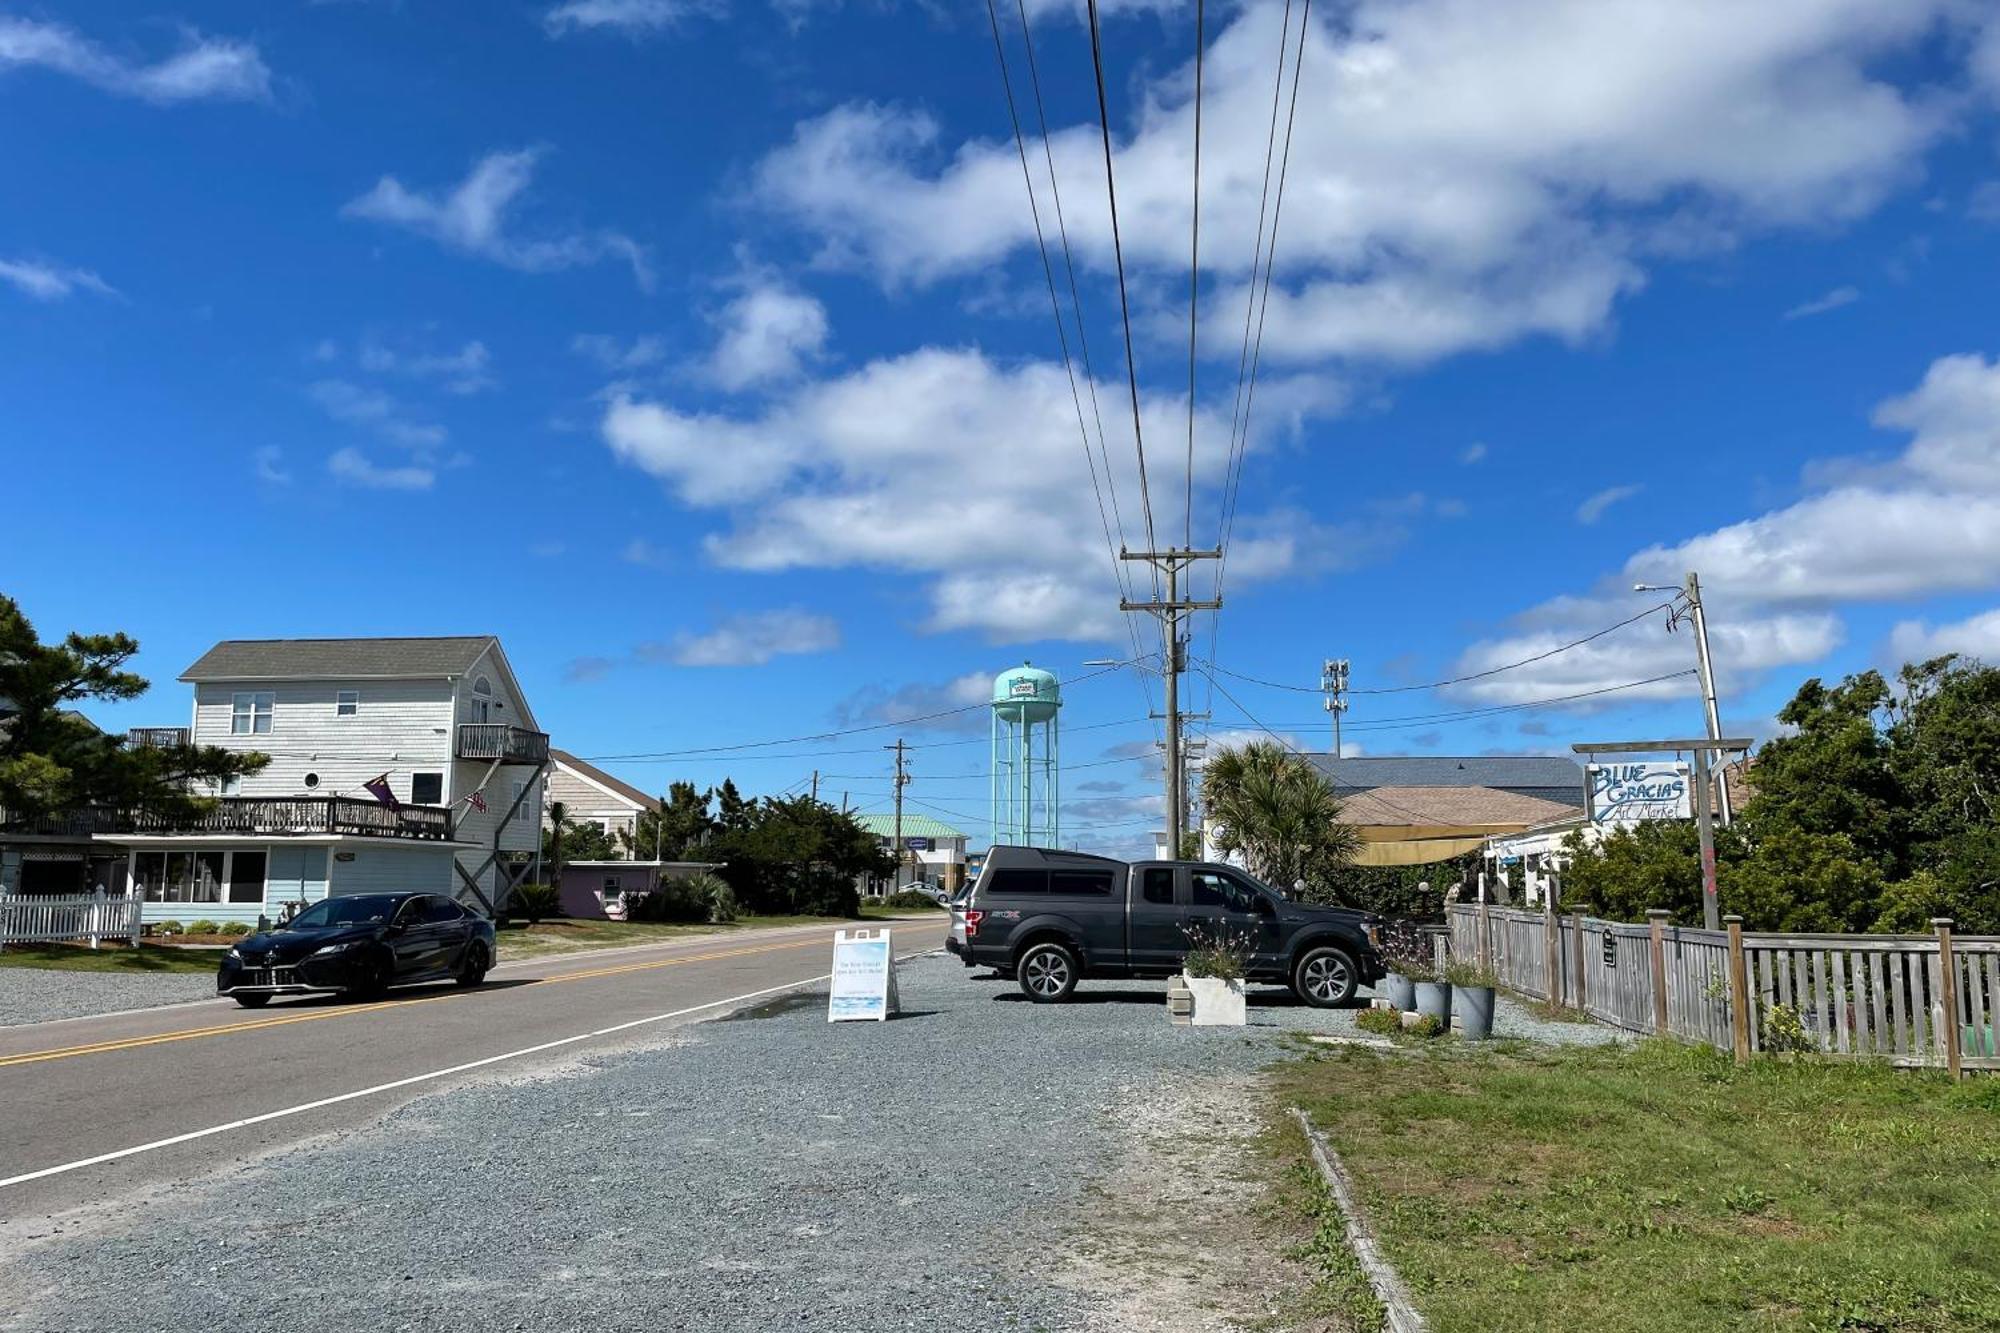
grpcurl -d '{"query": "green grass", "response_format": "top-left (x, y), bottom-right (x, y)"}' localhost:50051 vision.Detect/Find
top-left (1263, 1116), bottom-right (1388, 1331)
top-left (494, 907), bottom-right (934, 961)
top-left (1274, 1041), bottom-right (2000, 1332)
top-left (0, 941), bottom-right (220, 973)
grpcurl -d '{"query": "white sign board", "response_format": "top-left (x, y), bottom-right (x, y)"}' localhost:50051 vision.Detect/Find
top-left (828, 928), bottom-right (899, 1022)
top-left (1589, 761), bottom-right (1692, 825)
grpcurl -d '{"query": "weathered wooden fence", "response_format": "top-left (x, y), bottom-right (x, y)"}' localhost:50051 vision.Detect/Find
top-left (1447, 904), bottom-right (1999, 1075)
top-left (0, 891), bottom-right (143, 948)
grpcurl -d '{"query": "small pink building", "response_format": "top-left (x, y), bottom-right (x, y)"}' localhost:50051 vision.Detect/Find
top-left (558, 859), bottom-right (725, 920)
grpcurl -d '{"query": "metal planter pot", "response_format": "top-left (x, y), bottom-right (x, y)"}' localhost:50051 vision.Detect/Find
top-left (1381, 972), bottom-right (1417, 1012)
top-left (1456, 984), bottom-right (1496, 1041)
top-left (1414, 980), bottom-right (1454, 1023)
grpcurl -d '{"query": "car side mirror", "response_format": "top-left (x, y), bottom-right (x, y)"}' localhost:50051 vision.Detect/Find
top-left (384, 919), bottom-right (407, 936)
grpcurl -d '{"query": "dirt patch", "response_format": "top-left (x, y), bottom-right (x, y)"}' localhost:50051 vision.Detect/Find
top-left (1055, 1072), bottom-right (1357, 1333)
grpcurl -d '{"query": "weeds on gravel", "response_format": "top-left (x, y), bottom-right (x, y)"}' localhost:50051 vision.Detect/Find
top-left (1269, 1039), bottom-right (2000, 1332)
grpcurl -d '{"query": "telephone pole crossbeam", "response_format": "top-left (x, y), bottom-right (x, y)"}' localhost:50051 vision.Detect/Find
top-left (1119, 545), bottom-right (1221, 860)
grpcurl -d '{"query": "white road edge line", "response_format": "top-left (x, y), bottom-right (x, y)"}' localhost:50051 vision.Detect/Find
top-left (0, 949), bottom-right (932, 1192)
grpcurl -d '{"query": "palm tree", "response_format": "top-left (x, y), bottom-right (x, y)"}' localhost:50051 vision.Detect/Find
top-left (544, 799), bottom-right (574, 889)
top-left (1202, 741), bottom-right (1360, 895)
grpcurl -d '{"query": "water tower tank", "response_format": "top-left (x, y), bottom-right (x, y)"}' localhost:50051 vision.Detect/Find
top-left (991, 662), bottom-right (1062, 848)
top-left (992, 664), bottom-right (1061, 722)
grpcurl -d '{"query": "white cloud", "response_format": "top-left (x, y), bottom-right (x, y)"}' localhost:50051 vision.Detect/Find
top-left (756, 1), bottom-right (1963, 366)
top-left (832, 671), bottom-right (993, 733)
top-left (1576, 483), bottom-right (1641, 525)
top-left (343, 149), bottom-right (652, 289)
top-left (572, 333), bottom-right (667, 371)
top-left (1449, 350), bottom-right (2000, 704)
top-left (645, 609), bottom-right (841, 667)
top-left (708, 282), bottom-right (829, 391)
top-left (327, 447), bottom-right (435, 491)
top-left (0, 257), bottom-right (116, 301)
top-left (357, 338), bottom-right (495, 394)
top-left (543, 0), bottom-right (706, 36)
top-left (622, 537), bottom-right (671, 568)
top-left (1782, 285), bottom-right (1860, 320)
top-left (1888, 609), bottom-right (2000, 665)
top-left (0, 18), bottom-right (270, 103)
top-left (252, 446), bottom-right (292, 485)
top-left (598, 346), bottom-right (1364, 642)
top-left (308, 379), bottom-right (447, 449)
top-left (1459, 442), bottom-right (1488, 464)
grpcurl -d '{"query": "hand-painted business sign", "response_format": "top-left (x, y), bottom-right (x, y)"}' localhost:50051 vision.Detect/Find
top-left (1588, 762), bottom-right (1692, 824)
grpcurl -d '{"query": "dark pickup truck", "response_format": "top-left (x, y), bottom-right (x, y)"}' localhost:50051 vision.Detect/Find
top-left (951, 845), bottom-right (1384, 1006)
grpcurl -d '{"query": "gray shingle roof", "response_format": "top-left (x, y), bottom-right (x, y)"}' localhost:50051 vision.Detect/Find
top-left (181, 636), bottom-right (497, 681)
top-left (1306, 754), bottom-right (1584, 801)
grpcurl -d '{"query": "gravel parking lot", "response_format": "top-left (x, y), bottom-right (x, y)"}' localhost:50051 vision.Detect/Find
top-left (0, 955), bottom-right (1614, 1332)
top-left (0, 969), bottom-right (217, 1028)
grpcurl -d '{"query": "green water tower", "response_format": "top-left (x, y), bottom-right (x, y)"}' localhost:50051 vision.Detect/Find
top-left (992, 663), bottom-right (1061, 847)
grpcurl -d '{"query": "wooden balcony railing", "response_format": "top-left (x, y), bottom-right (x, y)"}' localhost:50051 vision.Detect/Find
top-left (126, 727), bottom-right (191, 749)
top-left (0, 797), bottom-right (453, 842)
top-left (456, 723), bottom-right (550, 765)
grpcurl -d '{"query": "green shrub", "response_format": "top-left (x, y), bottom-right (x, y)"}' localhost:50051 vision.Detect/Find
top-left (884, 887), bottom-right (943, 910)
top-left (1442, 957), bottom-right (1498, 988)
top-left (157, 919), bottom-right (184, 935)
top-left (1407, 1012), bottom-right (1446, 1039)
top-left (628, 877), bottom-right (708, 924)
top-left (1356, 1006), bottom-right (1403, 1036)
top-left (219, 921), bottom-right (251, 937)
top-left (1181, 922), bottom-right (1251, 981)
top-left (1760, 1002), bottom-right (1812, 1054)
top-left (186, 919), bottom-right (220, 935)
top-left (689, 872), bottom-right (737, 924)
top-left (510, 883), bottom-right (561, 925)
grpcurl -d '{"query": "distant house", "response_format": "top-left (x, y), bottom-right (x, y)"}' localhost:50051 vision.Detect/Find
top-left (853, 812), bottom-right (969, 891)
top-left (0, 636), bottom-right (549, 922)
top-left (544, 749), bottom-right (659, 846)
top-left (557, 859), bottom-right (724, 920)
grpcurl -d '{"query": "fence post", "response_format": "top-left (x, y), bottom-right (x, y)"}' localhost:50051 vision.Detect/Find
top-left (1936, 918), bottom-right (1962, 1078)
top-left (128, 891), bottom-right (142, 947)
top-left (1477, 900), bottom-right (1492, 970)
top-left (1570, 911), bottom-right (1586, 1012)
top-left (89, 887), bottom-right (105, 950)
top-left (1544, 899), bottom-right (1561, 1005)
top-left (1726, 914), bottom-right (1750, 1065)
top-left (1647, 909), bottom-right (1671, 1037)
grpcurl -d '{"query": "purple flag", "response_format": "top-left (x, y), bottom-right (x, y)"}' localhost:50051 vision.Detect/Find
top-left (362, 773), bottom-right (400, 809)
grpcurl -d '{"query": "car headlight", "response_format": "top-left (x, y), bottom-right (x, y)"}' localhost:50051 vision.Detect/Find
top-left (311, 940), bottom-right (359, 957)
top-left (226, 946), bottom-right (242, 960)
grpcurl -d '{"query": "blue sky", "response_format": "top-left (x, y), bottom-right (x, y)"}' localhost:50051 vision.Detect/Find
top-left (6, 1), bottom-right (2000, 853)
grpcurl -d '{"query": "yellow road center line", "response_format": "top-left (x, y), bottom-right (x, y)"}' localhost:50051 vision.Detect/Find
top-left (0, 930), bottom-right (930, 1069)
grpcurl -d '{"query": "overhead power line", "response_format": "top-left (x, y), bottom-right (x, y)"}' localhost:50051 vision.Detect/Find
top-left (1199, 602), bottom-right (1675, 698)
top-left (1183, 0), bottom-right (1206, 550)
top-left (1201, 669), bottom-right (1700, 736)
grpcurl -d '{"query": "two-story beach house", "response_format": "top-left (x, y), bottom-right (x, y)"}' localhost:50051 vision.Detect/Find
top-left (100, 636), bottom-right (546, 925)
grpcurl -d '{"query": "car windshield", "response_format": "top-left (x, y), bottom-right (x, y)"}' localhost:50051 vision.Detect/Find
top-left (287, 896), bottom-right (406, 930)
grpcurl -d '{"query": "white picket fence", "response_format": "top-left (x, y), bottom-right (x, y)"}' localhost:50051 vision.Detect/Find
top-left (0, 891), bottom-right (144, 948)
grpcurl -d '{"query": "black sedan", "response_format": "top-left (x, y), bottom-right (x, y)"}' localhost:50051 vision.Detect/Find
top-left (217, 892), bottom-right (495, 1007)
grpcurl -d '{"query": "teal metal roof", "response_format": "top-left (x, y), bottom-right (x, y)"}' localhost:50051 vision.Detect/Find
top-left (852, 812), bottom-right (967, 840)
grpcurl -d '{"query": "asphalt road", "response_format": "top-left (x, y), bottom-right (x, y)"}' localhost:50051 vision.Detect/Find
top-left (0, 916), bottom-right (947, 1219)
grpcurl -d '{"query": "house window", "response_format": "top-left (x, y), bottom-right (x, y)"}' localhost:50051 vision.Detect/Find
top-left (228, 850), bottom-right (267, 905)
top-left (133, 851), bottom-right (225, 903)
top-left (336, 690), bottom-right (359, 717)
top-left (230, 692), bottom-right (274, 735)
top-left (471, 676), bottom-right (493, 724)
top-left (511, 779), bottom-right (530, 823)
top-left (411, 772), bottom-right (443, 805)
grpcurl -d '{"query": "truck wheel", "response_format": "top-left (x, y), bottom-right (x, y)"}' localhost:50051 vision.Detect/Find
top-left (1016, 941), bottom-right (1079, 1003)
top-left (1293, 946), bottom-right (1358, 1008)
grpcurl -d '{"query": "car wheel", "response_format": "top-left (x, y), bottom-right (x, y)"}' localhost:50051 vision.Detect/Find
top-left (1016, 941), bottom-right (1079, 1003)
top-left (455, 942), bottom-right (490, 988)
top-left (232, 993), bottom-right (272, 1008)
top-left (1293, 946), bottom-right (1359, 1008)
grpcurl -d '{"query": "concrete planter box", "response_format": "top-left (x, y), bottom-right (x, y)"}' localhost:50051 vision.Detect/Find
top-left (1166, 975), bottom-right (1194, 1026)
top-left (1414, 979), bottom-right (1454, 1023)
top-left (1184, 974), bottom-right (1248, 1027)
top-left (1455, 984), bottom-right (1496, 1041)
top-left (1381, 972), bottom-right (1417, 1012)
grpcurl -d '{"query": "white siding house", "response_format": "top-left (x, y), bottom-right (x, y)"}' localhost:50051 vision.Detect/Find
top-left (104, 636), bottom-right (547, 923)
top-left (543, 749), bottom-right (659, 844)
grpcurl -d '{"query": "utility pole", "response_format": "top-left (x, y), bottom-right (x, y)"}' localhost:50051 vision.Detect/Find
top-left (1682, 573), bottom-right (1732, 826)
top-left (1121, 546), bottom-right (1221, 859)
top-left (1153, 709), bottom-right (1210, 858)
top-left (1321, 658), bottom-right (1349, 759)
top-left (810, 769), bottom-right (820, 803)
top-left (887, 739), bottom-right (911, 889)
